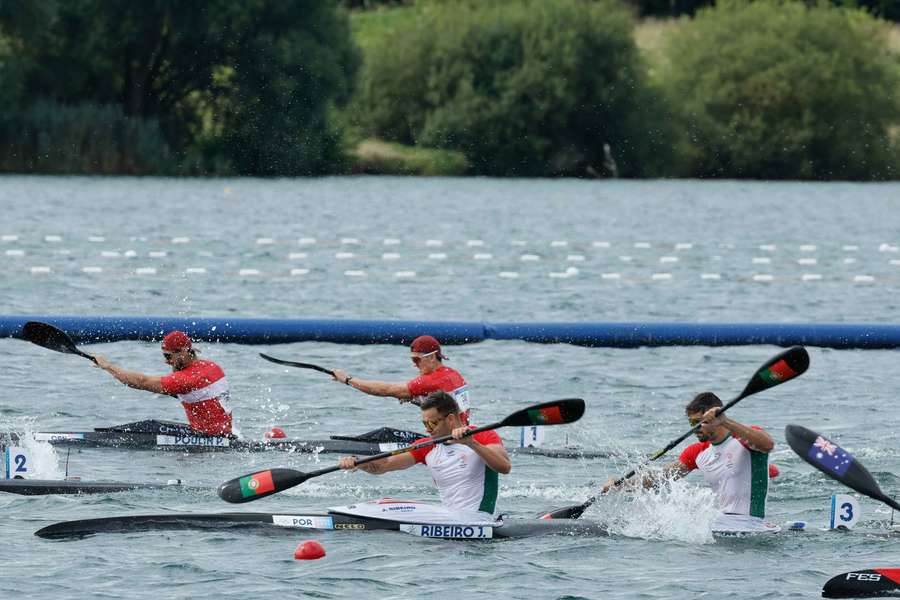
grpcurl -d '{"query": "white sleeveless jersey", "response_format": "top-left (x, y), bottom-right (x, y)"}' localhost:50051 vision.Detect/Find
top-left (679, 432), bottom-right (769, 518)
top-left (409, 429), bottom-right (502, 516)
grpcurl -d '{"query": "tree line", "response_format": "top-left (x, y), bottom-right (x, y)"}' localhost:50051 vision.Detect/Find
top-left (1, 0), bottom-right (898, 179)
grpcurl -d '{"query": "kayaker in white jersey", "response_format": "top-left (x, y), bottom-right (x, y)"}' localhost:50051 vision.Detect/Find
top-left (338, 390), bottom-right (511, 523)
top-left (602, 392), bottom-right (775, 533)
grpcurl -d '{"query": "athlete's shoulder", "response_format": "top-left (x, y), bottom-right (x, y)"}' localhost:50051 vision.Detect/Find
top-left (409, 437), bottom-right (436, 463)
top-left (678, 441), bottom-right (710, 470)
top-left (471, 428), bottom-right (502, 445)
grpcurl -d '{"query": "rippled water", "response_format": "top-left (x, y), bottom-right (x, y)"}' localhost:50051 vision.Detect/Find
top-left (1, 176), bottom-right (899, 599)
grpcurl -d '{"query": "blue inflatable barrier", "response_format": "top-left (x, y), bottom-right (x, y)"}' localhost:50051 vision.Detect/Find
top-left (2, 315), bottom-right (900, 349)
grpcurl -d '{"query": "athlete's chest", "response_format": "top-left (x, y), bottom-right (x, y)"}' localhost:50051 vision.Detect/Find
top-left (426, 445), bottom-right (477, 475)
top-left (696, 439), bottom-right (746, 475)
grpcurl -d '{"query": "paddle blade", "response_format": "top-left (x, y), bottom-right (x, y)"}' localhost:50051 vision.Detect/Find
top-left (823, 568), bottom-right (900, 598)
top-left (217, 468), bottom-right (308, 504)
top-left (22, 321), bottom-right (96, 363)
top-left (736, 345), bottom-right (809, 399)
top-left (785, 425), bottom-right (900, 512)
top-left (500, 399), bottom-right (585, 427)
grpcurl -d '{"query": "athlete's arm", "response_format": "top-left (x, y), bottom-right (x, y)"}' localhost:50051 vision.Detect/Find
top-left (94, 355), bottom-right (167, 394)
top-left (721, 418), bottom-right (774, 452)
top-left (450, 428), bottom-right (511, 474)
top-left (601, 460), bottom-right (691, 493)
top-left (331, 369), bottom-right (412, 399)
top-left (339, 452), bottom-right (416, 475)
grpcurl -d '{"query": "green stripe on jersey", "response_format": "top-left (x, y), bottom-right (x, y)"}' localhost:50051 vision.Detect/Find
top-left (478, 465), bottom-right (499, 514)
top-left (749, 450), bottom-right (769, 518)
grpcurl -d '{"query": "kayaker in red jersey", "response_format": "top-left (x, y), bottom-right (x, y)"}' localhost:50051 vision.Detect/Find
top-left (331, 335), bottom-right (473, 423)
top-left (93, 331), bottom-right (233, 435)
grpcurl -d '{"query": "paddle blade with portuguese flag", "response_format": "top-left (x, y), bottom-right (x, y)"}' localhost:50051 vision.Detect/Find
top-left (738, 345), bottom-right (809, 399)
top-left (823, 568), bottom-right (900, 598)
top-left (785, 425), bottom-right (900, 513)
top-left (500, 399), bottom-right (585, 428)
top-left (218, 468), bottom-right (307, 504)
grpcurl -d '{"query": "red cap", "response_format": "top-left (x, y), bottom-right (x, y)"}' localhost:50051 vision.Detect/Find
top-left (410, 335), bottom-right (444, 359)
top-left (161, 331), bottom-right (192, 352)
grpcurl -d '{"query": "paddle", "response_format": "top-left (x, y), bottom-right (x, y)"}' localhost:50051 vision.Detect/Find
top-left (218, 398), bottom-right (585, 504)
top-left (822, 568), bottom-right (900, 598)
top-left (785, 424), bottom-right (900, 513)
top-left (22, 321), bottom-right (97, 364)
top-left (259, 353), bottom-right (335, 377)
top-left (539, 345), bottom-right (810, 520)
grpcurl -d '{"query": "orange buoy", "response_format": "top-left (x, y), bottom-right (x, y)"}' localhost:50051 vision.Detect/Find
top-left (768, 464), bottom-right (780, 479)
top-left (264, 427), bottom-right (287, 440)
top-left (294, 540), bottom-right (326, 560)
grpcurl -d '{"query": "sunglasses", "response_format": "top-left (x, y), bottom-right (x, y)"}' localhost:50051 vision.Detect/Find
top-left (689, 417), bottom-right (702, 427)
top-left (163, 351), bottom-right (179, 360)
top-left (411, 350), bottom-right (437, 364)
top-left (422, 414), bottom-right (448, 430)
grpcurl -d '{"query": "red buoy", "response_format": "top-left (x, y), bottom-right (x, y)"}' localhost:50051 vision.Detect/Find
top-left (294, 540), bottom-right (326, 560)
top-left (264, 427), bottom-right (287, 440)
top-left (768, 464), bottom-right (780, 479)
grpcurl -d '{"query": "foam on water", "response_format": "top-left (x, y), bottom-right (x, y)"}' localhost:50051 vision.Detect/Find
top-left (600, 472), bottom-right (720, 544)
top-left (0, 417), bottom-right (65, 479)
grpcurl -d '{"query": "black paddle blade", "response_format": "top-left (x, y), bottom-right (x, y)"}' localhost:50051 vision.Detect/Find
top-left (737, 345), bottom-right (809, 399)
top-left (500, 399), bottom-right (585, 428)
top-left (259, 353), bottom-right (334, 376)
top-left (786, 425), bottom-right (900, 512)
top-left (22, 321), bottom-right (96, 363)
top-left (217, 468), bottom-right (308, 504)
top-left (823, 568), bottom-right (900, 598)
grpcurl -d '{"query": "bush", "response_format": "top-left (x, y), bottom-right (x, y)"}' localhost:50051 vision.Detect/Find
top-left (0, 100), bottom-right (175, 174)
top-left (350, 138), bottom-right (468, 175)
top-left (355, 0), bottom-right (673, 177)
top-left (659, 0), bottom-right (900, 179)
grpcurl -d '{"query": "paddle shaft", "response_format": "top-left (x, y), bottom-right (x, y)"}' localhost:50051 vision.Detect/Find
top-left (876, 494), bottom-right (900, 513)
top-left (308, 420), bottom-right (503, 479)
top-left (219, 398), bottom-right (585, 503)
top-left (259, 352), bottom-right (421, 404)
top-left (259, 353), bottom-right (334, 376)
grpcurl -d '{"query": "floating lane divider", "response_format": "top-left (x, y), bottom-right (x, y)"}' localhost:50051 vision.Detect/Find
top-left (5, 317), bottom-right (900, 348)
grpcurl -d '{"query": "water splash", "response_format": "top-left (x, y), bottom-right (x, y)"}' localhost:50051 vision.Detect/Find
top-left (0, 417), bottom-right (65, 479)
top-left (598, 470), bottom-right (720, 544)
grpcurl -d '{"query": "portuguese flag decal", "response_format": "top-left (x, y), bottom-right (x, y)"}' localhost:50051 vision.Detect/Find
top-left (526, 406), bottom-right (564, 425)
top-left (759, 359), bottom-right (796, 384)
top-left (239, 470), bottom-right (275, 498)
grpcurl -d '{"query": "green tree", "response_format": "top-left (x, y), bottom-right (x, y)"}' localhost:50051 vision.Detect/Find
top-left (3, 0), bottom-right (359, 175)
top-left (660, 0), bottom-right (900, 179)
top-left (356, 0), bottom-right (673, 177)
